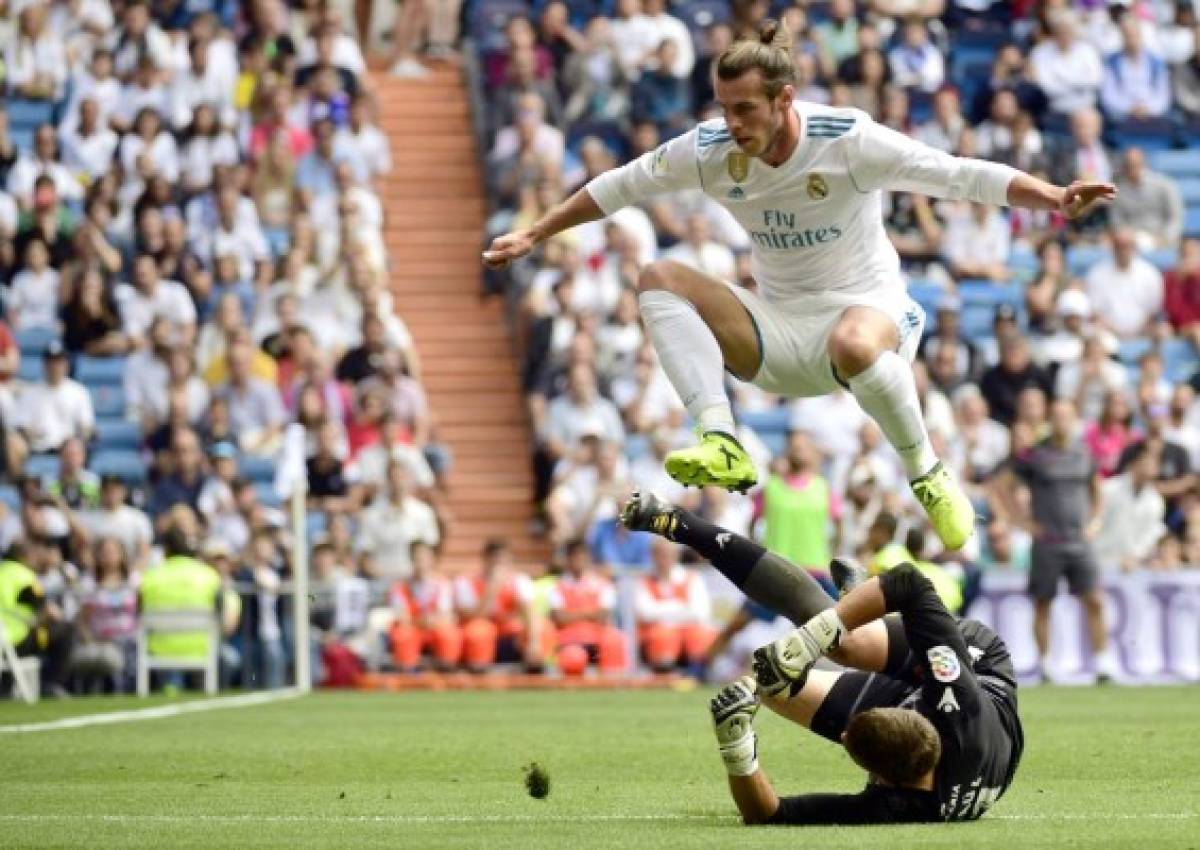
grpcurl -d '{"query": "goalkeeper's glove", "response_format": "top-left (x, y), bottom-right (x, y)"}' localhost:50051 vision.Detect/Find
top-left (709, 675), bottom-right (761, 776)
top-left (752, 609), bottom-right (846, 697)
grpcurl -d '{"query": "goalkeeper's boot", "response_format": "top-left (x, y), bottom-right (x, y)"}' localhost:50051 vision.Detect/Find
top-left (709, 676), bottom-right (761, 776)
top-left (911, 461), bottom-right (976, 551)
top-left (620, 490), bottom-right (679, 539)
top-left (664, 431), bottom-right (757, 494)
top-left (829, 557), bottom-right (868, 599)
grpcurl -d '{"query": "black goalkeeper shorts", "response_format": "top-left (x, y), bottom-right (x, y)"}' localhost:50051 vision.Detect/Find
top-left (809, 616), bottom-right (920, 743)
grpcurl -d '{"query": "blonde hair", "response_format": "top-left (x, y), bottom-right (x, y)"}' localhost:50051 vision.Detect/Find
top-left (715, 20), bottom-right (796, 99)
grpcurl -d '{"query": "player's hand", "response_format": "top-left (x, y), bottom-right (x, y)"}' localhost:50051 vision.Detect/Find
top-left (482, 229), bottom-right (537, 269)
top-left (752, 610), bottom-right (845, 697)
top-left (1061, 181), bottom-right (1116, 220)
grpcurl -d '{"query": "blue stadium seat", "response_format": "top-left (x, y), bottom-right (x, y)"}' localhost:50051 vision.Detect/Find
top-left (1108, 118), bottom-right (1176, 151)
top-left (306, 511), bottom-right (328, 541)
top-left (958, 281), bottom-right (1022, 310)
top-left (11, 126), bottom-right (35, 155)
top-left (1066, 245), bottom-right (1110, 277)
top-left (17, 356), bottom-right (43, 383)
top-left (960, 305), bottom-right (996, 339)
top-left (1185, 207), bottom-right (1200, 239)
top-left (24, 453), bottom-right (61, 481)
top-left (75, 355), bottom-right (127, 386)
top-left (1117, 338), bottom-right (1154, 365)
top-left (1148, 149), bottom-right (1200, 179)
top-left (758, 431), bottom-right (786, 458)
top-left (566, 119), bottom-right (629, 160)
top-left (1162, 339), bottom-right (1197, 383)
top-left (240, 454), bottom-right (277, 484)
top-left (89, 385), bottom-right (127, 418)
top-left (14, 327), bottom-right (59, 357)
top-left (255, 481), bottom-right (283, 508)
top-left (1008, 246), bottom-right (1039, 279)
top-left (625, 434), bottom-right (650, 462)
top-left (740, 407), bottom-right (791, 436)
top-left (1144, 247), bottom-right (1179, 271)
top-left (95, 418), bottom-right (142, 450)
top-left (1175, 179), bottom-right (1200, 206)
top-left (0, 484), bottom-right (19, 513)
top-left (907, 280), bottom-right (946, 311)
top-left (89, 449), bottom-right (147, 486)
top-left (6, 99), bottom-right (54, 130)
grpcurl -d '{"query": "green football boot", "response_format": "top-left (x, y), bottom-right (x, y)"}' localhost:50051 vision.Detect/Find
top-left (664, 431), bottom-right (757, 493)
top-left (911, 461), bottom-right (976, 551)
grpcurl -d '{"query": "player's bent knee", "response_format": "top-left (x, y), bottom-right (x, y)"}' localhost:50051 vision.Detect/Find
top-left (827, 324), bottom-right (885, 377)
top-left (636, 260), bottom-right (688, 296)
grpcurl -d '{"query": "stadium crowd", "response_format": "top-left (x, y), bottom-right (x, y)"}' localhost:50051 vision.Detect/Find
top-left (476, 0), bottom-right (1200, 676)
top-left (2, 0), bottom-right (1200, 696)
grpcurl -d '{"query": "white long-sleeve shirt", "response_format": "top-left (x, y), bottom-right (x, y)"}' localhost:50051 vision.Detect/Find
top-left (1030, 39), bottom-right (1104, 114)
top-left (1093, 474), bottom-right (1165, 568)
top-left (586, 104), bottom-right (1018, 309)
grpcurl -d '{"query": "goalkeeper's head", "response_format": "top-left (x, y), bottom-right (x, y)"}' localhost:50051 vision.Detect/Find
top-left (842, 708), bottom-right (942, 788)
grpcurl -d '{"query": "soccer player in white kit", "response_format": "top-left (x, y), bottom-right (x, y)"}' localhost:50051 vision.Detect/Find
top-left (483, 21), bottom-right (1114, 550)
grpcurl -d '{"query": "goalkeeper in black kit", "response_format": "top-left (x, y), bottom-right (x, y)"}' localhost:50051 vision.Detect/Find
top-left (622, 492), bottom-right (1023, 825)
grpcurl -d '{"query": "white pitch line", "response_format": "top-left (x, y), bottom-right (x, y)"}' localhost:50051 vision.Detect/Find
top-left (0, 812), bottom-right (1194, 826)
top-left (0, 688), bottom-right (302, 734)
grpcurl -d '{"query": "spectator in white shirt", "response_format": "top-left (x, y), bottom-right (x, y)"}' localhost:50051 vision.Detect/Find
top-left (335, 95), bottom-right (393, 184)
top-left (1055, 333), bottom-right (1129, 422)
top-left (914, 86), bottom-right (967, 153)
top-left (887, 19), bottom-right (945, 93)
top-left (112, 56), bottom-right (172, 133)
top-left (61, 50), bottom-right (122, 135)
top-left (356, 461), bottom-right (441, 580)
top-left (1111, 146), bottom-right (1184, 249)
top-left (942, 202), bottom-right (1011, 282)
top-left (642, 0), bottom-right (695, 78)
top-left (119, 108), bottom-right (180, 185)
top-left (1085, 228), bottom-right (1165, 339)
top-left (544, 363), bottom-right (625, 462)
top-left (216, 339), bottom-right (287, 456)
top-left (663, 213), bottom-right (736, 282)
top-left (80, 475), bottom-right (153, 572)
top-left (206, 187), bottom-right (272, 284)
top-left (1031, 9), bottom-right (1104, 114)
top-left (6, 124), bottom-right (85, 208)
top-left (59, 97), bottom-right (120, 183)
top-left (610, 0), bottom-right (660, 79)
top-left (114, 254), bottom-right (198, 348)
top-left (106, 0), bottom-right (174, 79)
top-left (949, 385), bottom-right (1010, 485)
top-left (169, 37), bottom-right (237, 132)
top-left (7, 239), bottom-right (60, 332)
top-left (1093, 443), bottom-right (1166, 570)
top-left (5, 2), bottom-right (68, 101)
top-left (179, 104), bottom-right (240, 195)
top-left (1100, 14), bottom-right (1173, 119)
top-left (17, 342), bottom-right (95, 453)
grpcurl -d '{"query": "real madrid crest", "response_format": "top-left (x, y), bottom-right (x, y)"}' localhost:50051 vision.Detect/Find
top-left (806, 173), bottom-right (829, 201)
top-left (726, 152), bottom-right (749, 184)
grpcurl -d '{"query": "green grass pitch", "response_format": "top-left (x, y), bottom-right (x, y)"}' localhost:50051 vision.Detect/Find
top-left (2, 687), bottom-right (1198, 849)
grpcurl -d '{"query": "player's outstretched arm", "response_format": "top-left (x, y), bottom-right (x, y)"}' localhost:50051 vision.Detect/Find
top-left (1005, 172), bottom-right (1116, 220)
top-left (480, 188), bottom-right (605, 269)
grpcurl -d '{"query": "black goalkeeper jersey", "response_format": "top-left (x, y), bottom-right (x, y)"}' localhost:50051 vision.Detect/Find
top-left (770, 564), bottom-right (1024, 826)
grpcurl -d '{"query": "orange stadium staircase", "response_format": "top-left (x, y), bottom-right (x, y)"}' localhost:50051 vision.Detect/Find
top-left (374, 66), bottom-right (546, 569)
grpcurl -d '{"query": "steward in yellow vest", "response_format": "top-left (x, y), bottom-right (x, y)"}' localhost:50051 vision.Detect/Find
top-left (138, 527), bottom-right (222, 660)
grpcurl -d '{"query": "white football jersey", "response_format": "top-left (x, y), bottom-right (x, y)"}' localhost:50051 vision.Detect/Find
top-left (586, 103), bottom-right (1017, 310)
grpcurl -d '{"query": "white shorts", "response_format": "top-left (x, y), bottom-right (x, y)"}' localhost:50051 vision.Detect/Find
top-left (725, 283), bottom-right (926, 398)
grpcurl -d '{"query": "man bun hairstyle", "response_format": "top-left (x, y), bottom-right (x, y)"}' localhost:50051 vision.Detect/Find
top-left (715, 19), bottom-right (796, 98)
top-left (843, 708), bottom-right (942, 787)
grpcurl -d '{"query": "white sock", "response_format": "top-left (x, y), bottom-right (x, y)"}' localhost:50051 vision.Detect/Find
top-left (846, 350), bottom-right (938, 480)
top-left (718, 729), bottom-right (759, 776)
top-left (639, 290), bottom-right (735, 435)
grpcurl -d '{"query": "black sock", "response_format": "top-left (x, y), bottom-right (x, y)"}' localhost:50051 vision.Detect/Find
top-left (671, 509), bottom-right (835, 626)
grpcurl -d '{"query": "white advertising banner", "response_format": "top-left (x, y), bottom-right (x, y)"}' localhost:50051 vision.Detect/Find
top-left (966, 571), bottom-right (1200, 684)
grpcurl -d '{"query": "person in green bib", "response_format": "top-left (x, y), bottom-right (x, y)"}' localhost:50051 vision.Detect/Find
top-left (1, 539), bottom-right (74, 697)
top-left (756, 431), bottom-right (840, 598)
top-left (138, 523), bottom-right (223, 689)
top-left (864, 513), bottom-right (964, 614)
